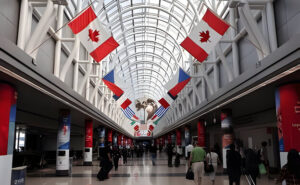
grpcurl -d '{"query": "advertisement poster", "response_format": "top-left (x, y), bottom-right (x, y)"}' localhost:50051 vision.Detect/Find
top-left (57, 111), bottom-right (71, 150)
top-left (85, 120), bottom-right (93, 148)
top-left (184, 127), bottom-right (190, 145)
top-left (98, 127), bottom-right (105, 148)
top-left (198, 121), bottom-right (205, 147)
top-left (275, 84), bottom-right (300, 152)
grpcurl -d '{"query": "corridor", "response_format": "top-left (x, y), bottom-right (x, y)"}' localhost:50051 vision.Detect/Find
top-left (26, 153), bottom-right (275, 185)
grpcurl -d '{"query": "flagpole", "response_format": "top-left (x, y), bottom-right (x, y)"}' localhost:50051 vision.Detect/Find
top-left (29, 0), bottom-right (99, 55)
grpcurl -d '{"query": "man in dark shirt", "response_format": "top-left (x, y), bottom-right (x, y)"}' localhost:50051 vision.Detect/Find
top-left (227, 144), bottom-right (242, 185)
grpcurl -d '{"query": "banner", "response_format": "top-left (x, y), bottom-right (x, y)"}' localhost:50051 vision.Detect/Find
top-left (57, 110), bottom-right (71, 150)
top-left (98, 127), bottom-right (105, 148)
top-left (85, 120), bottom-right (93, 148)
top-left (275, 84), bottom-right (300, 152)
top-left (198, 120), bottom-right (205, 147)
top-left (107, 129), bottom-right (113, 143)
top-left (184, 127), bottom-right (190, 145)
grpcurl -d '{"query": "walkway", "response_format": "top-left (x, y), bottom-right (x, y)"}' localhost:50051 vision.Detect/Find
top-left (26, 153), bottom-right (275, 185)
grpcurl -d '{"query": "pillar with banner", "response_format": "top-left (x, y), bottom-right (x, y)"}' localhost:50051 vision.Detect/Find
top-left (197, 120), bottom-right (205, 147)
top-left (84, 120), bottom-right (93, 166)
top-left (117, 134), bottom-right (122, 147)
top-left (0, 83), bottom-right (17, 185)
top-left (107, 129), bottom-right (113, 144)
top-left (168, 134), bottom-right (172, 144)
top-left (221, 109), bottom-right (234, 170)
top-left (275, 84), bottom-right (300, 167)
top-left (56, 110), bottom-right (71, 176)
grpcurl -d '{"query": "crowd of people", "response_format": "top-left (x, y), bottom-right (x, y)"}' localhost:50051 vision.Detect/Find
top-left (96, 141), bottom-right (300, 185)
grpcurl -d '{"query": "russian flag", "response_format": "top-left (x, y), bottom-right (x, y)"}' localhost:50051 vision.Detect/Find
top-left (102, 69), bottom-right (124, 97)
top-left (164, 67), bottom-right (191, 98)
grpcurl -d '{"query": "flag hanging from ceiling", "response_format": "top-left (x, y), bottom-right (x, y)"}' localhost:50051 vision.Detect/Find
top-left (121, 106), bottom-right (139, 122)
top-left (164, 67), bottom-right (191, 99)
top-left (151, 106), bottom-right (169, 122)
top-left (102, 69), bottom-right (124, 97)
top-left (180, 8), bottom-right (229, 63)
top-left (68, 6), bottom-right (119, 62)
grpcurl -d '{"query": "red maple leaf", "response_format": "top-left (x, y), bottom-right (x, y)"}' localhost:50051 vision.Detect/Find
top-left (199, 30), bottom-right (210, 43)
top-left (88, 29), bottom-right (100, 42)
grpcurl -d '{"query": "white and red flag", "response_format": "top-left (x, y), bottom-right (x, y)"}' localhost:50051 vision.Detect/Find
top-left (68, 6), bottom-right (119, 62)
top-left (180, 8), bottom-right (229, 63)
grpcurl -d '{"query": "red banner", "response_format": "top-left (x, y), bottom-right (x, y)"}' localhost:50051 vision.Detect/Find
top-left (0, 84), bottom-right (16, 156)
top-left (176, 129), bottom-right (181, 145)
top-left (85, 120), bottom-right (93, 148)
top-left (276, 84), bottom-right (300, 152)
top-left (107, 129), bottom-right (113, 142)
top-left (198, 120), bottom-right (205, 147)
top-left (118, 134), bottom-right (122, 146)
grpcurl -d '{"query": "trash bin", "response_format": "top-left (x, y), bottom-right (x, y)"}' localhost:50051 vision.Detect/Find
top-left (69, 157), bottom-right (73, 175)
top-left (11, 166), bottom-right (27, 185)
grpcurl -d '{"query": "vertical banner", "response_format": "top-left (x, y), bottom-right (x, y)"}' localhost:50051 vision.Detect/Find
top-left (107, 129), bottom-right (113, 143)
top-left (98, 127), bottom-right (106, 148)
top-left (85, 120), bottom-right (93, 148)
top-left (221, 109), bottom-right (234, 169)
top-left (184, 127), bottom-right (190, 145)
top-left (276, 84), bottom-right (300, 167)
top-left (198, 120), bottom-right (205, 147)
top-left (171, 132), bottom-right (176, 145)
top-left (162, 136), bottom-right (165, 146)
top-left (56, 110), bottom-right (71, 175)
top-left (117, 134), bottom-right (122, 146)
top-left (176, 129), bottom-right (181, 145)
top-left (84, 120), bottom-right (93, 165)
top-left (0, 84), bottom-right (17, 185)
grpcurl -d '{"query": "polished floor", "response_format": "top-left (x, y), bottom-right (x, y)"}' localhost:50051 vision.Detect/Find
top-left (26, 153), bottom-right (276, 185)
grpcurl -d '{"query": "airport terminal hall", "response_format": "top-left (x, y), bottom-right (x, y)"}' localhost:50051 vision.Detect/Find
top-left (1, 0), bottom-right (300, 185)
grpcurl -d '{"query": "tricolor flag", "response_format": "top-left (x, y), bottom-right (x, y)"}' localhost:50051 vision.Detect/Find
top-left (164, 68), bottom-right (191, 99)
top-left (68, 6), bottom-right (119, 62)
top-left (180, 8), bottom-right (229, 63)
top-left (121, 106), bottom-right (139, 122)
top-left (103, 69), bottom-right (124, 98)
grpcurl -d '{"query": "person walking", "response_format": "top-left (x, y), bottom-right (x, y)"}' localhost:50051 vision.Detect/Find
top-left (130, 145), bottom-right (134, 158)
top-left (112, 146), bottom-right (121, 171)
top-left (150, 143), bottom-right (157, 166)
top-left (175, 145), bottom-right (183, 167)
top-left (189, 141), bottom-right (206, 185)
top-left (206, 148), bottom-right (219, 185)
top-left (97, 144), bottom-right (113, 181)
top-left (277, 149), bottom-right (300, 185)
top-left (227, 144), bottom-right (242, 185)
top-left (259, 141), bottom-right (270, 178)
top-left (245, 148), bottom-right (259, 185)
top-left (167, 144), bottom-right (174, 167)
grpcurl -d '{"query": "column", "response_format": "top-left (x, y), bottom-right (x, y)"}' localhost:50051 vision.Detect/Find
top-left (221, 109), bottom-right (234, 170)
top-left (198, 120), bottom-right (205, 147)
top-left (275, 84), bottom-right (300, 167)
top-left (167, 134), bottom-right (171, 144)
top-left (84, 120), bottom-right (93, 166)
top-left (56, 110), bottom-right (71, 176)
top-left (117, 134), bottom-right (122, 147)
top-left (113, 133), bottom-right (118, 146)
top-left (98, 127), bottom-right (106, 149)
top-left (0, 83), bottom-right (17, 185)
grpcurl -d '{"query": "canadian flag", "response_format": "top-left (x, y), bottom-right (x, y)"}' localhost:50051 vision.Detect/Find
top-left (181, 8), bottom-right (229, 63)
top-left (68, 6), bottom-right (119, 62)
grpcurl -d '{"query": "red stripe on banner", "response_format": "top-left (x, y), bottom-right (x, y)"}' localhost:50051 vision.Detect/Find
top-left (158, 98), bottom-right (170, 109)
top-left (151, 115), bottom-right (157, 120)
top-left (202, 9), bottom-right (230, 35)
top-left (149, 125), bottom-right (154, 131)
top-left (68, 7), bottom-right (97, 34)
top-left (168, 78), bottom-right (191, 97)
top-left (121, 98), bottom-right (132, 109)
top-left (133, 115), bottom-right (139, 120)
top-left (0, 84), bottom-right (15, 156)
top-left (102, 80), bottom-right (124, 97)
top-left (180, 37), bottom-right (208, 62)
top-left (90, 36), bottom-right (119, 62)
top-left (85, 120), bottom-right (93, 148)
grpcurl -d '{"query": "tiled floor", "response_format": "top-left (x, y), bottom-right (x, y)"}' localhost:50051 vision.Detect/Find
top-left (26, 153), bottom-right (276, 185)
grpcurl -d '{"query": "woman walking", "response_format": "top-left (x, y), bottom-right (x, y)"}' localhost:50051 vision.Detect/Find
top-left (206, 148), bottom-right (219, 185)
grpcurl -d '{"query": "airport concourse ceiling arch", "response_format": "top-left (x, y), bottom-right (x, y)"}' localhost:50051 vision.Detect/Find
top-left (88, 0), bottom-right (228, 102)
